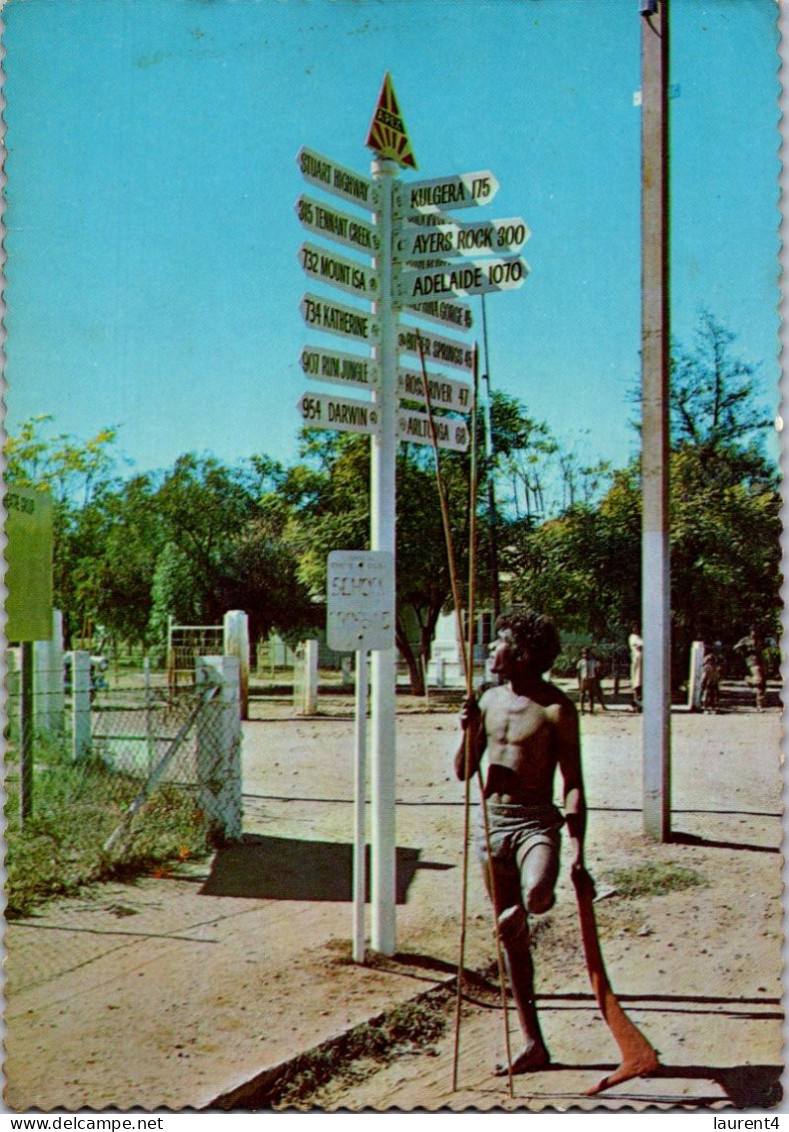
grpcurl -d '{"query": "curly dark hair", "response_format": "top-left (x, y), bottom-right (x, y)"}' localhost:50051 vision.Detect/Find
top-left (495, 607), bottom-right (561, 674)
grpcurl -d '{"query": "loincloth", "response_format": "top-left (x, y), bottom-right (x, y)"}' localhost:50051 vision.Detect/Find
top-left (475, 802), bottom-right (564, 866)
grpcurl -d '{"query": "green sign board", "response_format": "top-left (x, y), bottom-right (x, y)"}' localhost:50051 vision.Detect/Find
top-left (5, 485), bottom-right (54, 642)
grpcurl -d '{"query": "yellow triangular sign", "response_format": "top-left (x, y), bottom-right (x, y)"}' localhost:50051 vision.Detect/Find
top-left (365, 73), bottom-right (417, 170)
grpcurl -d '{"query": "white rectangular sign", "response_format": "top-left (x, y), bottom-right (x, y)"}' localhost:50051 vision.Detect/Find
top-left (404, 296), bottom-right (473, 333)
top-left (397, 256), bottom-right (528, 302)
top-left (395, 171), bottom-right (499, 215)
top-left (296, 194), bottom-right (379, 255)
top-left (327, 550), bottom-right (395, 652)
top-left (298, 242), bottom-right (379, 300)
top-left (397, 410), bottom-right (470, 453)
top-left (397, 324), bottom-right (474, 373)
top-left (301, 293), bottom-right (379, 344)
top-left (397, 216), bottom-right (530, 260)
top-left (297, 147), bottom-right (378, 211)
top-left (301, 346), bottom-right (379, 391)
top-left (297, 391), bottom-right (380, 435)
top-left (397, 368), bottom-right (473, 415)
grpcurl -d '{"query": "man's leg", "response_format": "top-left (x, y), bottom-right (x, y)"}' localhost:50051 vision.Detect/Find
top-left (481, 857), bottom-right (549, 1074)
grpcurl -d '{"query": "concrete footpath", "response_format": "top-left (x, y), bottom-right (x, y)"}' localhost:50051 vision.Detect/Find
top-left (4, 695), bottom-right (784, 1112)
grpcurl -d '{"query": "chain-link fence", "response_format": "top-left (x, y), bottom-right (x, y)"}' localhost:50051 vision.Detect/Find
top-left (6, 656), bottom-right (242, 918)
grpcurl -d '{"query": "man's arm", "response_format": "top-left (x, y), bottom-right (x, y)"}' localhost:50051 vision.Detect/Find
top-left (556, 700), bottom-right (586, 869)
top-left (455, 694), bottom-right (487, 780)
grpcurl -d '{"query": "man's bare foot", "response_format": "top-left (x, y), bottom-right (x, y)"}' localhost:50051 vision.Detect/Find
top-left (494, 1044), bottom-right (550, 1076)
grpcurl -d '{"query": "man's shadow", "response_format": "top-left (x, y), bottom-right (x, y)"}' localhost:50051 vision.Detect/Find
top-left (199, 833), bottom-right (451, 903)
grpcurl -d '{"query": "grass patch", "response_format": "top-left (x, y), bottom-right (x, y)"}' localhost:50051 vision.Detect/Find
top-left (5, 735), bottom-right (209, 918)
top-left (601, 860), bottom-right (706, 899)
top-left (267, 994), bottom-right (448, 1109)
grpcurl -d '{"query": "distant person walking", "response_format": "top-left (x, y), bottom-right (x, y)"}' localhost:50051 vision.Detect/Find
top-left (700, 652), bottom-right (720, 714)
top-left (735, 627), bottom-right (767, 711)
top-left (576, 647), bottom-right (606, 714)
top-left (628, 625), bottom-right (643, 713)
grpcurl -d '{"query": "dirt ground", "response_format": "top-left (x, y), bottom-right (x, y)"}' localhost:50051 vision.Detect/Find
top-left (4, 685), bottom-right (784, 1112)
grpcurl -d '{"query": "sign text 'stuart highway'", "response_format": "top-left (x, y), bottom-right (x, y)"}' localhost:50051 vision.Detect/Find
top-left (397, 256), bottom-right (528, 302)
top-left (297, 147), bottom-right (378, 210)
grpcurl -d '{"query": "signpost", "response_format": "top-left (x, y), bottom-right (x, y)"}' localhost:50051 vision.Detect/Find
top-left (300, 345), bottom-right (379, 391)
top-left (300, 293), bottom-right (379, 344)
top-left (327, 550), bottom-right (395, 964)
top-left (397, 216), bottom-right (530, 260)
top-left (298, 242), bottom-right (379, 300)
top-left (296, 195), bottom-right (379, 255)
top-left (396, 256), bottom-right (528, 303)
top-left (395, 170), bottom-right (500, 214)
top-left (297, 146), bottom-right (378, 210)
top-left (397, 368), bottom-right (473, 414)
top-left (397, 410), bottom-right (470, 452)
top-left (294, 73), bottom-right (530, 956)
top-left (297, 391), bottom-right (380, 435)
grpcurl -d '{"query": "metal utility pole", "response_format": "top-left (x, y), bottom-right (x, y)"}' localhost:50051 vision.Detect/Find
top-left (640, 0), bottom-right (671, 840)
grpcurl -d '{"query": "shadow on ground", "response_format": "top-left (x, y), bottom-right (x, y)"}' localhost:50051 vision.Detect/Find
top-left (199, 833), bottom-right (452, 903)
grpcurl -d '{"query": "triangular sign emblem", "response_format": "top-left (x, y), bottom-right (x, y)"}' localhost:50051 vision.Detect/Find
top-left (365, 73), bottom-right (417, 170)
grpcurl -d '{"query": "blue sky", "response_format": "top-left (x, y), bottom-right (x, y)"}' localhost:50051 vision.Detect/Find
top-left (4, 0), bottom-right (782, 480)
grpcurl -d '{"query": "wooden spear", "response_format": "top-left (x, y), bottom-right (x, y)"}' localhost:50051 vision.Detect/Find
top-left (414, 332), bottom-right (514, 1097)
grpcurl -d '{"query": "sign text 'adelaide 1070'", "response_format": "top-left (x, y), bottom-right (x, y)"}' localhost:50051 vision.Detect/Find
top-left (397, 256), bottom-right (528, 302)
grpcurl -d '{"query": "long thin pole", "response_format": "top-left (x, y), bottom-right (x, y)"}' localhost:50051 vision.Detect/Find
top-left (640, 0), bottom-right (671, 840)
top-left (480, 295), bottom-right (501, 619)
top-left (416, 335), bottom-right (513, 1097)
top-left (452, 346), bottom-right (479, 1091)
top-left (353, 649), bottom-right (369, 963)
top-left (370, 157), bottom-right (398, 954)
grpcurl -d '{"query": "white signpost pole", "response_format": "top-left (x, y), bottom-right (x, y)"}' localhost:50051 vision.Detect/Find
top-left (370, 157), bottom-right (398, 956)
top-left (353, 647), bottom-right (368, 963)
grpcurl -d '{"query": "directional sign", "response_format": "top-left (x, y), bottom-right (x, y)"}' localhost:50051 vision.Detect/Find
top-left (301, 293), bottom-right (379, 344)
top-left (397, 368), bottom-right (473, 415)
top-left (297, 391), bottom-right (380, 435)
top-left (397, 410), bottom-right (470, 453)
top-left (405, 297), bottom-right (473, 333)
top-left (296, 194), bottom-right (379, 256)
top-left (297, 147), bottom-right (378, 211)
top-left (327, 550), bottom-right (395, 653)
top-left (398, 324), bottom-right (474, 373)
top-left (395, 171), bottom-right (499, 216)
top-left (301, 345), bottom-right (379, 391)
top-left (298, 242), bottom-right (379, 300)
top-left (397, 256), bottom-right (528, 303)
top-left (396, 216), bottom-right (530, 261)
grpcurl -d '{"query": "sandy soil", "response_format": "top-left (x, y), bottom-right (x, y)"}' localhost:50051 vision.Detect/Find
top-left (4, 688), bottom-right (784, 1112)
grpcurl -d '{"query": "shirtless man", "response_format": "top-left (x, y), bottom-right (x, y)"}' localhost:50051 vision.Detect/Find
top-left (456, 607), bottom-right (586, 1075)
